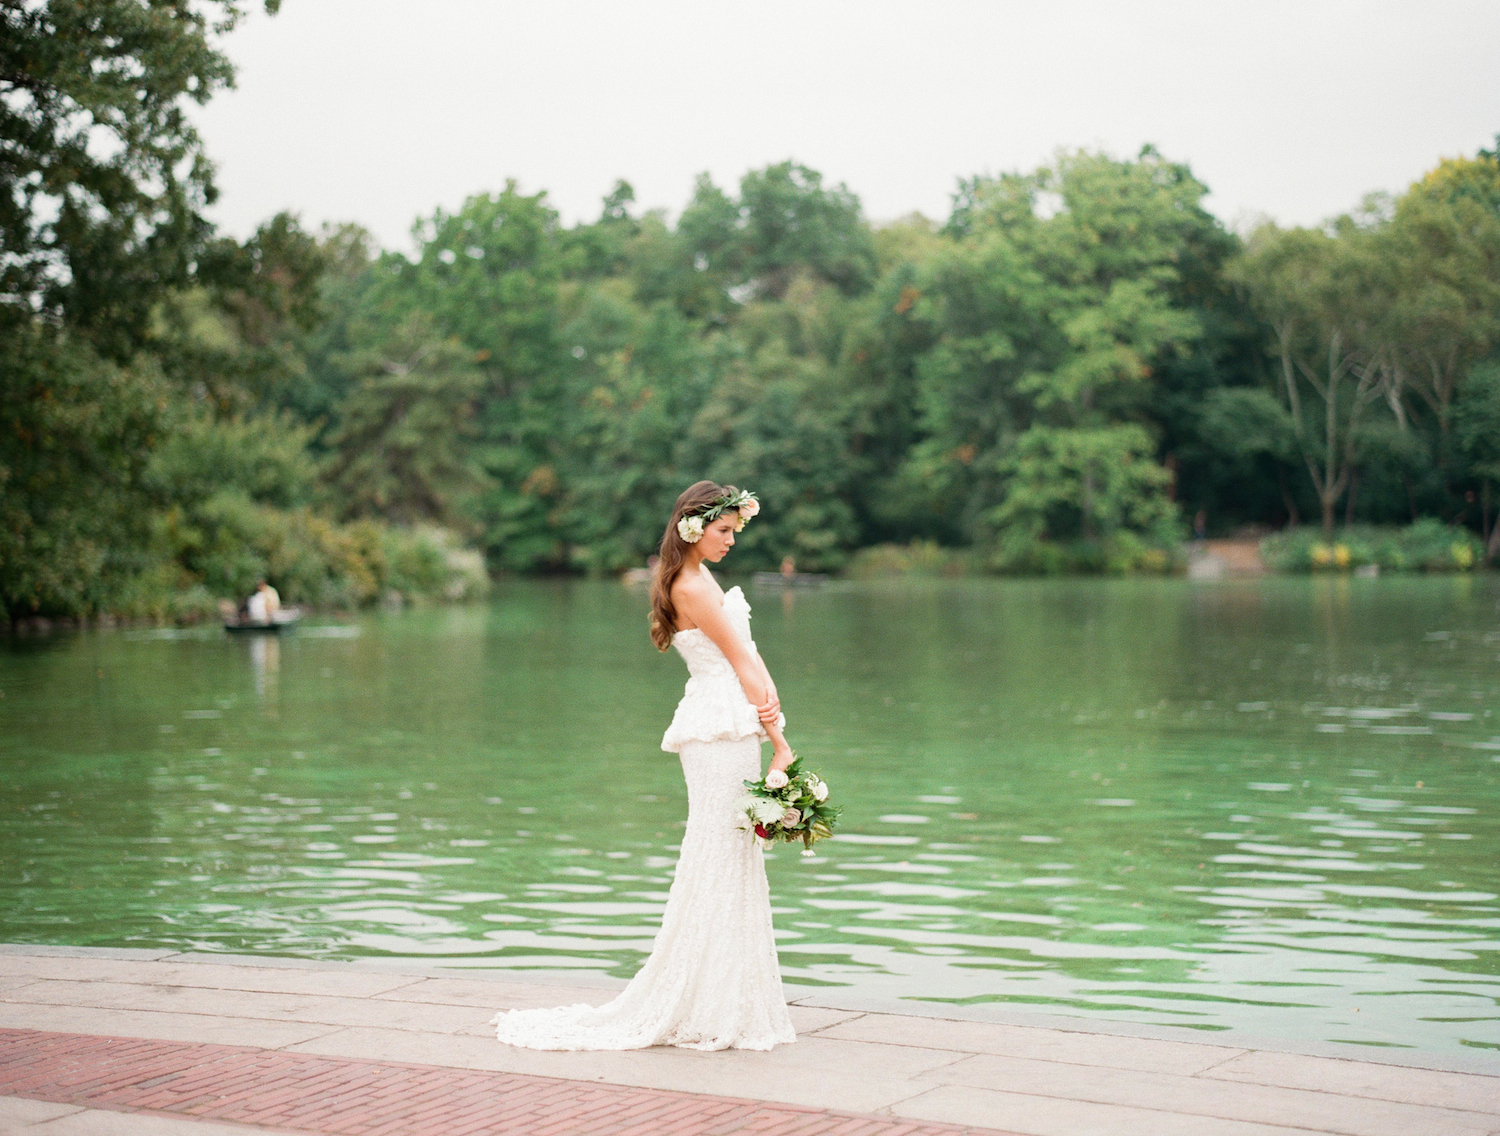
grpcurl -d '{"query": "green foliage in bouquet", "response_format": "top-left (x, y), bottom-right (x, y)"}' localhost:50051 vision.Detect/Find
top-left (741, 755), bottom-right (842, 852)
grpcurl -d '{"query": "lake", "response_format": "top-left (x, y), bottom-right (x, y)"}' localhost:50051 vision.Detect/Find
top-left (2, 575), bottom-right (1497, 1054)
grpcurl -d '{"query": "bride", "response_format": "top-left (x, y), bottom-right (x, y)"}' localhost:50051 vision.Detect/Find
top-left (492, 481), bottom-right (798, 1051)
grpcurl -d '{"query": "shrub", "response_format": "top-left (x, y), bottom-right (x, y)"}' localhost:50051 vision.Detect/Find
top-left (984, 530), bottom-right (1179, 575)
top-left (1261, 522), bottom-right (1483, 572)
top-left (845, 541), bottom-right (971, 578)
top-left (383, 525), bottom-right (489, 602)
top-left (1389, 518), bottom-right (1483, 571)
top-left (150, 495), bottom-right (487, 616)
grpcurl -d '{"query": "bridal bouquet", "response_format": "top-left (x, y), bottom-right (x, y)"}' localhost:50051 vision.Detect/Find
top-left (741, 755), bottom-right (841, 855)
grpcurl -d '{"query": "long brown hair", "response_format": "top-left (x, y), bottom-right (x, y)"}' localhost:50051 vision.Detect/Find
top-left (649, 480), bottom-right (739, 651)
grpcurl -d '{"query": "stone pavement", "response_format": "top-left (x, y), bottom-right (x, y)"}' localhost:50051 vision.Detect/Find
top-left (0, 1029), bottom-right (997, 1136)
top-left (0, 945), bottom-right (1495, 1136)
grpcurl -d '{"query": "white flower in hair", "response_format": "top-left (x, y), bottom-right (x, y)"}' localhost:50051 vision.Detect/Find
top-left (677, 515), bottom-right (705, 543)
top-left (738, 497), bottom-right (760, 519)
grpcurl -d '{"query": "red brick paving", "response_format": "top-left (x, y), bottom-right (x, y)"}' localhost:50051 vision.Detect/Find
top-left (0, 1028), bottom-right (1017, 1135)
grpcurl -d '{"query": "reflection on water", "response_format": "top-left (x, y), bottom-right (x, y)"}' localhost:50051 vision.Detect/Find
top-left (2, 577), bottom-right (1498, 1053)
top-left (249, 634), bottom-right (278, 703)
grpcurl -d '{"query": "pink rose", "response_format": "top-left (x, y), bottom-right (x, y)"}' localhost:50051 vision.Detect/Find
top-left (781, 807), bottom-right (802, 827)
top-left (739, 498), bottom-right (760, 519)
top-left (764, 769), bottom-right (789, 790)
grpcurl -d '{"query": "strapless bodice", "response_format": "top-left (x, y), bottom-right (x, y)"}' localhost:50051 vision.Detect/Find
top-left (661, 586), bottom-right (776, 752)
top-left (670, 586), bottom-right (753, 680)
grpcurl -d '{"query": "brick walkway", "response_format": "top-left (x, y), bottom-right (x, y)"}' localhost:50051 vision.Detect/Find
top-left (0, 1028), bottom-right (1016, 1136)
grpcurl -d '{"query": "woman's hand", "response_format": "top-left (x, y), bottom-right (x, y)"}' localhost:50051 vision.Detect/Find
top-left (756, 694), bottom-right (781, 724)
top-left (769, 742), bottom-right (794, 773)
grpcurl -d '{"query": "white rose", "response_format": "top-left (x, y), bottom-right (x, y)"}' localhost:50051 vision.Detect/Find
top-left (812, 780), bottom-right (829, 802)
top-left (677, 515), bottom-right (704, 543)
top-left (764, 769), bottom-right (789, 790)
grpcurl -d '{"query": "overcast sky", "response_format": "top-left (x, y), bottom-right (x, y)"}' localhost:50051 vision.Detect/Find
top-left (193, 1), bottom-right (1500, 252)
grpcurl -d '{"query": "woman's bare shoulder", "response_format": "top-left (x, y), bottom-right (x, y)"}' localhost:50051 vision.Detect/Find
top-left (671, 567), bottom-right (714, 604)
top-left (672, 567), bottom-right (725, 630)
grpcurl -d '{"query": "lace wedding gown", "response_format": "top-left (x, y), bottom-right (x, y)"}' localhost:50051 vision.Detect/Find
top-left (491, 584), bottom-right (796, 1051)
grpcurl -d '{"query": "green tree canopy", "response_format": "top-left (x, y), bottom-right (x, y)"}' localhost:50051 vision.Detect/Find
top-left (913, 148), bottom-right (1216, 552)
top-left (1, 0), bottom-right (279, 355)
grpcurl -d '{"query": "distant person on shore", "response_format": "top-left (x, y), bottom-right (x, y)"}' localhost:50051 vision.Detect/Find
top-left (246, 579), bottom-right (281, 624)
top-left (780, 555), bottom-right (796, 578)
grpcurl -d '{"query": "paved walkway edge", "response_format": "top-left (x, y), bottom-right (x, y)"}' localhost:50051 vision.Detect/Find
top-left (0, 943), bottom-right (1488, 1078)
top-left (0, 945), bottom-right (1496, 1136)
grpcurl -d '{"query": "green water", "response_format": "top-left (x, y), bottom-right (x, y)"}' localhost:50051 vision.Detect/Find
top-left (3, 577), bottom-right (1498, 1053)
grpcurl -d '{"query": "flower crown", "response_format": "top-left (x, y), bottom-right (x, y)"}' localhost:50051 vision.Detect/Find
top-left (676, 489), bottom-right (759, 544)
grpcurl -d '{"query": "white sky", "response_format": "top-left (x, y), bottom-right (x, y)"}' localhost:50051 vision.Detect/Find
top-left (194, 0), bottom-right (1500, 253)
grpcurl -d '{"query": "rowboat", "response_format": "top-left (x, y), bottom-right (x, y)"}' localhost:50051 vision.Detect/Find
top-left (224, 609), bottom-right (301, 633)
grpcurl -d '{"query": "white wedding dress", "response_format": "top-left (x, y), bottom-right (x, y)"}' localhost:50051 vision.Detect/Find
top-left (491, 583), bottom-right (796, 1051)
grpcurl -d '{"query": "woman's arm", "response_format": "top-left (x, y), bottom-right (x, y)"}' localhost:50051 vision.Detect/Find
top-left (753, 649), bottom-right (777, 704)
top-left (674, 584), bottom-right (769, 704)
top-left (760, 708), bottom-right (793, 773)
top-left (674, 582), bottom-right (794, 771)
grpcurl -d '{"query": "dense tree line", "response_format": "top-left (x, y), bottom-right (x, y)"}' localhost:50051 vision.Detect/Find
top-left (3, 3), bottom-right (1499, 621)
top-left (268, 144), bottom-right (1500, 577)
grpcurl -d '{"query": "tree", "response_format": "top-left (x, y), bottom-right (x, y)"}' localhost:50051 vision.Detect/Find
top-left (0, 0), bottom-right (293, 618)
top-left (390, 187), bottom-right (570, 567)
top-left (667, 173), bottom-right (746, 320)
top-left (1453, 359), bottom-right (1500, 556)
top-left (0, 326), bottom-right (172, 617)
top-left (1186, 386), bottom-right (1299, 522)
top-left (916, 149), bottom-right (1210, 554)
top-left (739, 162), bottom-right (877, 300)
top-left (1231, 223), bottom-right (1392, 533)
top-left (1383, 157), bottom-right (1500, 440)
top-left (1, 0), bottom-right (280, 356)
top-left (402, 184), bottom-right (567, 393)
top-left (160, 212), bottom-right (332, 415)
top-left (838, 217), bottom-right (948, 542)
top-left (321, 315), bottom-right (488, 527)
top-left (679, 321), bottom-right (863, 571)
top-left (565, 179), bottom-right (639, 279)
top-left (543, 295), bottom-right (716, 573)
top-left (989, 424), bottom-right (1175, 553)
top-left (278, 222), bottom-right (379, 435)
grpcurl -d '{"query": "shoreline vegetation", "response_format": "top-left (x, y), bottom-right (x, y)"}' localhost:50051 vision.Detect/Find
top-left (4, 9), bottom-right (1500, 629)
top-left (8, 519), bottom-right (1486, 635)
top-left (847, 519), bottom-right (1487, 580)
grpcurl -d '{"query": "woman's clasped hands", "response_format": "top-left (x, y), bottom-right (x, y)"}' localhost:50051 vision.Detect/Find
top-left (756, 693), bottom-right (781, 724)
